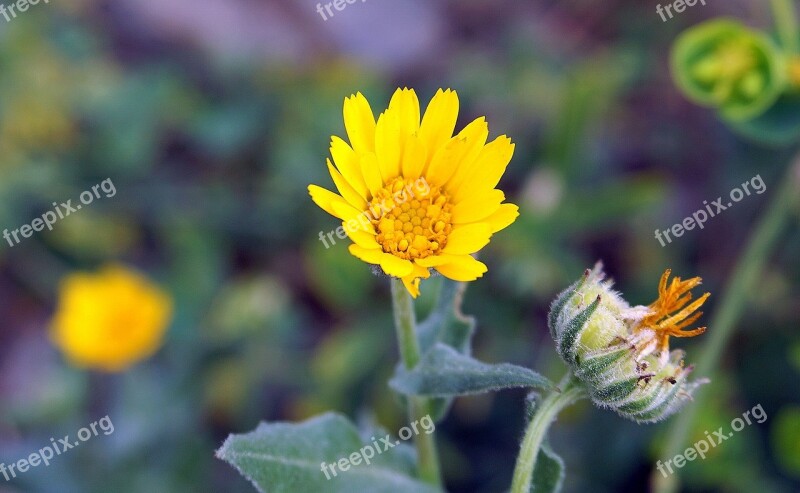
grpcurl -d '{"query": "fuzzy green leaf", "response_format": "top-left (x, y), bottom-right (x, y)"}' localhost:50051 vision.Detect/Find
top-left (390, 343), bottom-right (555, 397)
top-left (416, 280), bottom-right (476, 420)
top-left (418, 279), bottom-right (475, 354)
top-left (216, 413), bottom-right (440, 493)
top-left (530, 444), bottom-right (565, 493)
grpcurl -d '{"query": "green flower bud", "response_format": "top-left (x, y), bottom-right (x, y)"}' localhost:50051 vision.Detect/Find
top-left (548, 264), bottom-right (710, 423)
top-left (671, 19), bottom-right (786, 121)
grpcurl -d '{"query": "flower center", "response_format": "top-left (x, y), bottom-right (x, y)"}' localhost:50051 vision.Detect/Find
top-left (369, 176), bottom-right (452, 260)
top-left (715, 41), bottom-right (756, 80)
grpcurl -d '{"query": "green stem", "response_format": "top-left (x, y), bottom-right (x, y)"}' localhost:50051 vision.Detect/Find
top-left (390, 279), bottom-right (442, 487)
top-left (510, 373), bottom-right (586, 493)
top-left (652, 155), bottom-right (800, 493)
top-left (771, 0), bottom-right (799, 56)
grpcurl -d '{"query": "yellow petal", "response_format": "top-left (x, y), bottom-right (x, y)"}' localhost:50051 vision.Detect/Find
top-left (409, 262), bottom-right (432, 280)
top-left (451, 189), bottom-right (505, 224)
top-left (308, 184), bottom-right (349, 218)
top-left (434, 255), bottom-right (488, 282)
top-left (389, 88), bottom-right (420, 137)
top-left (485, 203), bottom-right (519, 233)
top-left (414, 255), bottom-right (451, 267)
top-left (360, 152), bottom-right (383, 198)
top-left (348, 244), bottom-right (414, 277)
top-left (401, 134), bottom-right (427, 179)
top-left (343, 92), bottom-right (376, 154)
top-left (348, 243), bottom-right (385, 264)
top-left (425, 136), bottom-right (469, 186)
top-left (419, 89), bottom-right (459, 163)
top-left (327, 159), bottom-right (367, 210)
top-left (434, 117), bottom-right (488, 187)
top-left (375, 110), bottom-right (402, 181)
top-left (379, 254), bottom-right (414, 278)
top-left (330, 200), bottom-right (375, 233)
top-left (345, 224), bottom-right (380, 249)
top-left (450, 135), bottom-right (514, 203)
top-left (441, 223), bottom-right (492, 255)
top-left (401, 262), bottom-right (432, 299)
top-left (330, 136), bottom-right (368, 199)
top-left (402, 276), bottom-right (421, 298)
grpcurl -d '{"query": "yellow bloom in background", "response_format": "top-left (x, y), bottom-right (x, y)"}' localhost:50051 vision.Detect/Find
top-left (51, 265), bottom-right (173, 372)
top-left (309, 88), bottom-right (519, 297)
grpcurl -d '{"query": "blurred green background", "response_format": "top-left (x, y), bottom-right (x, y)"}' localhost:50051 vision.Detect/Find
top-left (0, 0), bottom-right (799, 492)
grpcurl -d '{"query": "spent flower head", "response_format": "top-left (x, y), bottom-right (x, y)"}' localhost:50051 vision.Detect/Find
top-left (309, 88), bottom-right (519, 297)
top-left (548, 264), bottom-right (710, 423)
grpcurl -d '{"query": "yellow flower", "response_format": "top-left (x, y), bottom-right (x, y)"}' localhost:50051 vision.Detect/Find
top-left (51, 265), bottom-right (173, 372)
top-left (309, 88), bottom-right (519, 297)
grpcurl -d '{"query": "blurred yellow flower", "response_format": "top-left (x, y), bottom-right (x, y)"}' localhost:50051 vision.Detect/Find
top-left (309, 88), bottom-right (519, 297)
top-left (790, 58), bottom-right (800, 88)
top-left (51, 265), bottom-right (173, 372)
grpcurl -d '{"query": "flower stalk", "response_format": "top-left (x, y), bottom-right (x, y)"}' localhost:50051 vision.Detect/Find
top-left (510, 373), bottom-right (586, 493)
top-left (390, 279), bottom-right (442, 486)
top-left (772, 0), bottom-right (799, 56)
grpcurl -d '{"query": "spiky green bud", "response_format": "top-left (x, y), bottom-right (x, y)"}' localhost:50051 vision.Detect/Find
top-left (548, 264), bottom-right (709, 423)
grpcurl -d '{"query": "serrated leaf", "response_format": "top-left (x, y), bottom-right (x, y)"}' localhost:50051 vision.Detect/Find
top-left (216, 413), bottom-right (440, 493)
top-left (531, 444), bottom-right (565, 493)
top-left (390, 344), bottom-right (555, 397)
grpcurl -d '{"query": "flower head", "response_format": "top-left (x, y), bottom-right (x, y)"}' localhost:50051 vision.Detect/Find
top-left (309, 88), bottom-right (519, 297)
top-left (549, 264), bottom-right (710, 423)
top-left (51, 265), bottom-right (173, 372)
top-left (671, 19), bottom-right (786, 121)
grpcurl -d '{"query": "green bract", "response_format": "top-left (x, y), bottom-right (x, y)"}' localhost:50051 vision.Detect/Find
top-left (548, 265), bottom-right (708, 423)
top-left (672, 19), bottom-right (786, 121)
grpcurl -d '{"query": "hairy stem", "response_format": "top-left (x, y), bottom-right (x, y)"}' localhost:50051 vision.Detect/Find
top-left (652, 155), bottom-right (800, 493)
top-left (391, 279), bottom-right (442, 487)
top-left (510, 373), bottom-right (586, 493)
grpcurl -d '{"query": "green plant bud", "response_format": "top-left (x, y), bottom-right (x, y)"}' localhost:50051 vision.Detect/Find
top-left (671, 19), bottom-right (786, 121)
top-left (548, 264), bottom-right (710, 423)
